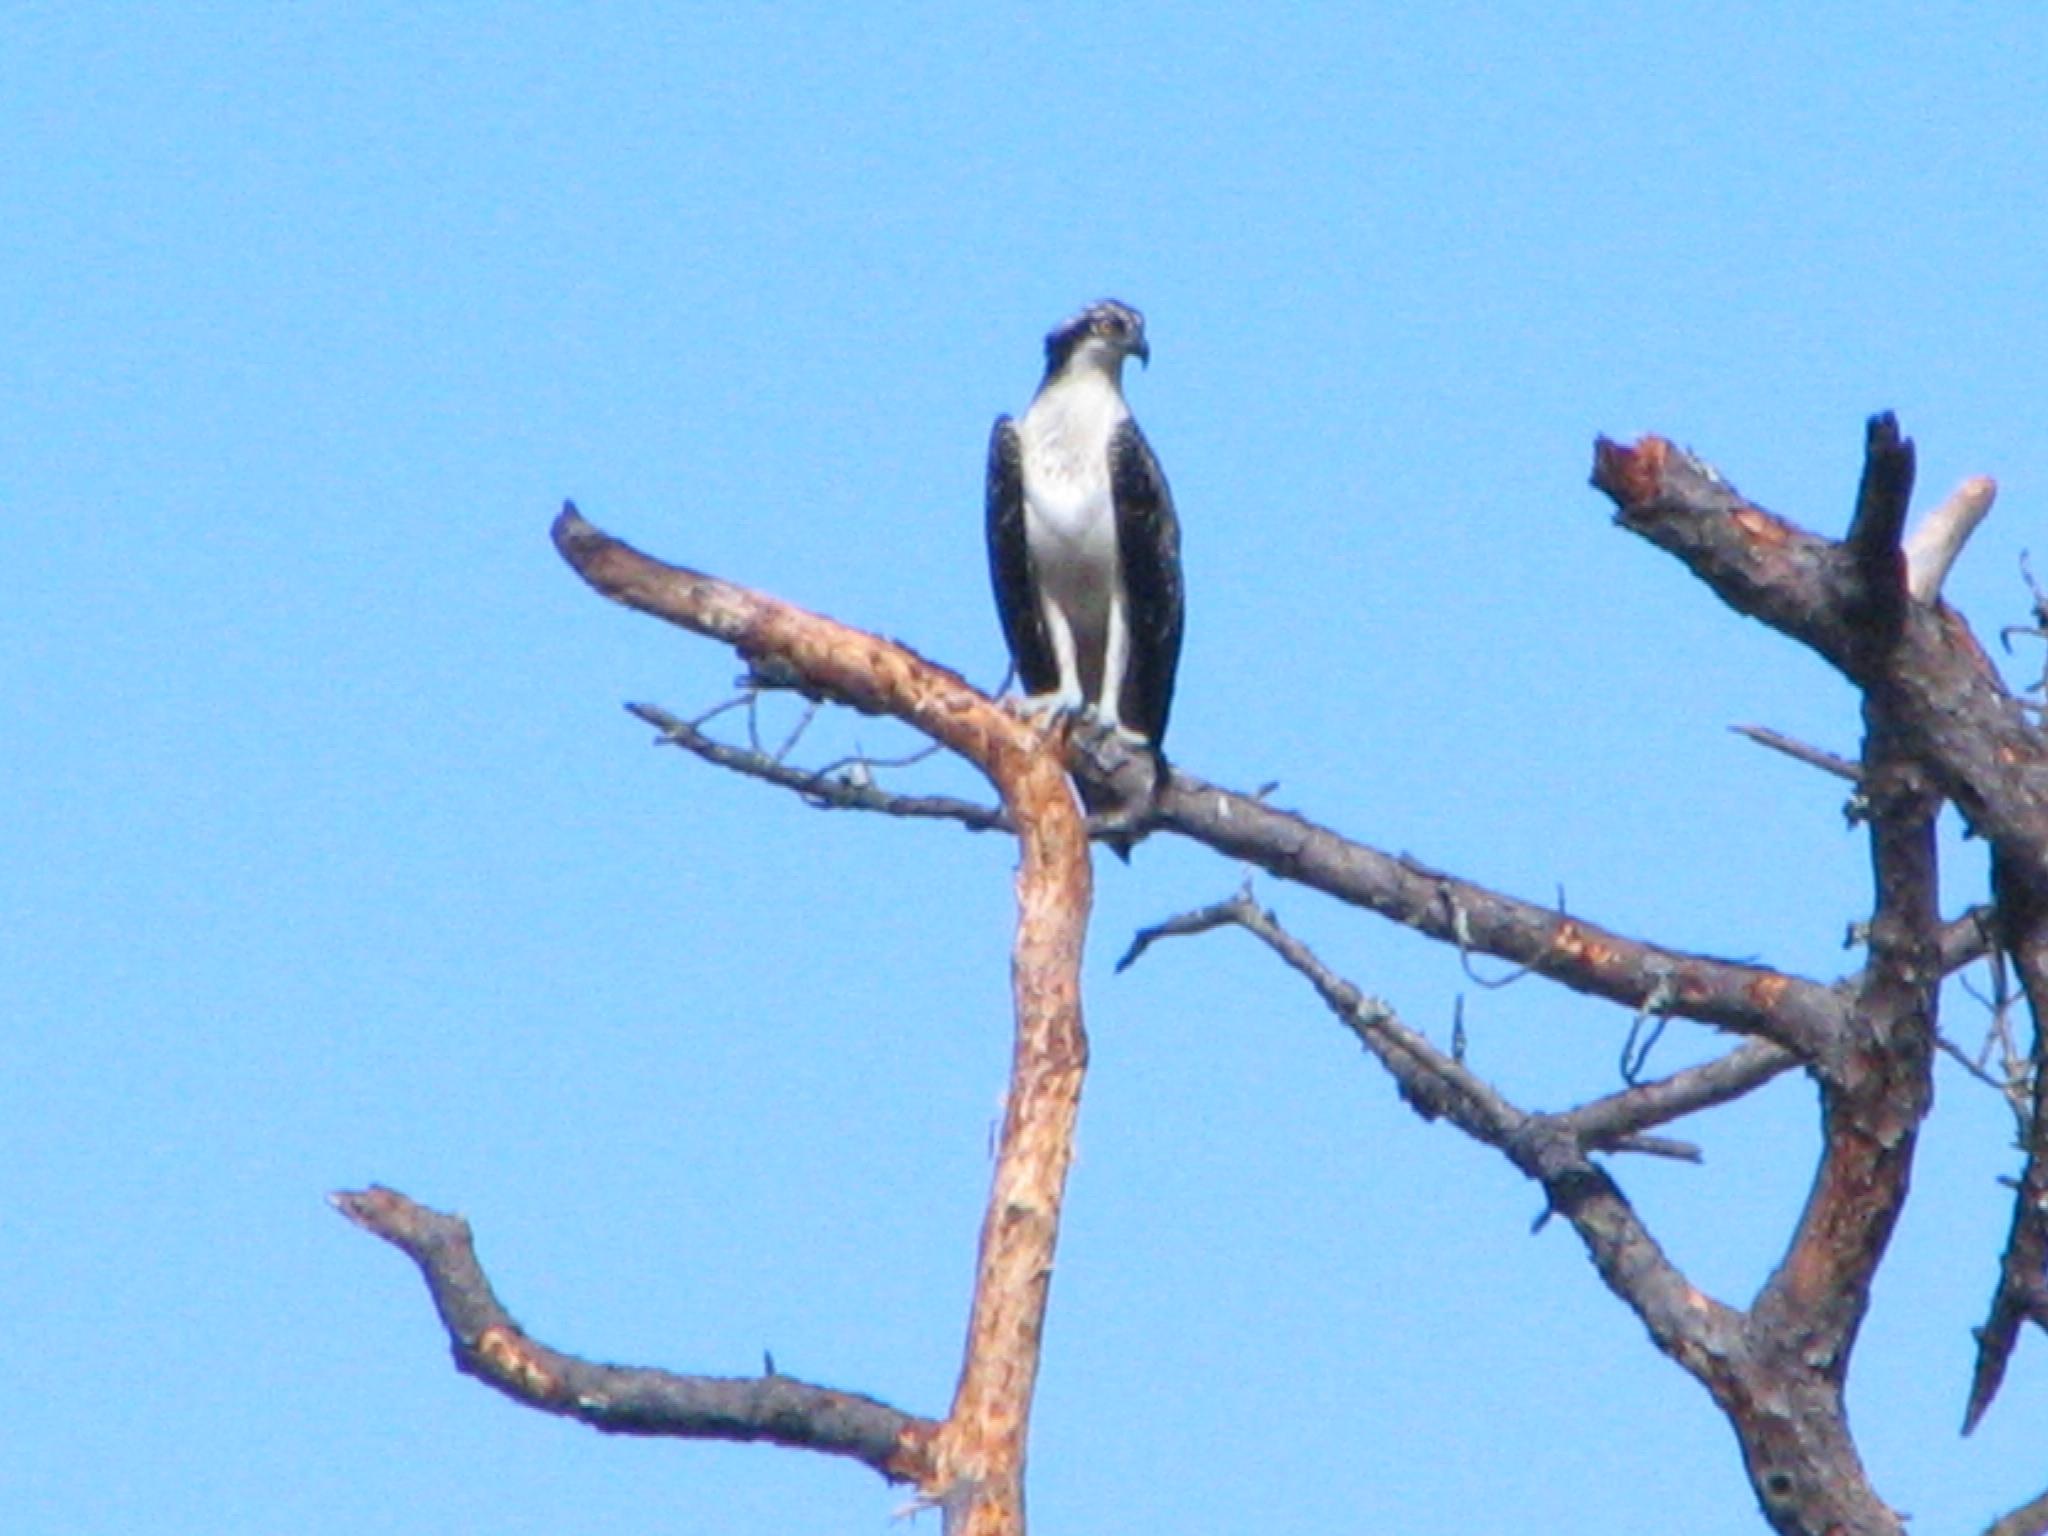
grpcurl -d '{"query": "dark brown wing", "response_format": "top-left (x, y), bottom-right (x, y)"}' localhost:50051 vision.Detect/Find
top-left (986, 416), bottom-right (1058, 697)
top-left (1110, 417), bottom-right (1184, 749)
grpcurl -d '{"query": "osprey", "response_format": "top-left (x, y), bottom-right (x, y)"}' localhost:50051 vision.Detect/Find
top-left (986, 300), bottom-right (1184, 780)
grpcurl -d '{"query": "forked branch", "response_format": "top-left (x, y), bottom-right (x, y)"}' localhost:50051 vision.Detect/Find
top-left (344, 506), bottom-right (1094, 1536)
top-left (1594, 420), bottom-right (2048, 1463)
top-left (1124, 891), bottom-right (1756, 1405)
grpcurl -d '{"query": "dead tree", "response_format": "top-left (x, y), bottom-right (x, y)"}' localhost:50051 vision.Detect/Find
top-left (337, 414), bottom-right (2048, 1536)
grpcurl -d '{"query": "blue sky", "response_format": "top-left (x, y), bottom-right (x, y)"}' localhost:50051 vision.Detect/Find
top-left (8, 5), bottom-right (2048, 1531)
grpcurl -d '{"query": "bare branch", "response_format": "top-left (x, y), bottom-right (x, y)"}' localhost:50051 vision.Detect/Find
top-left (1561, 1038), bottom-right (1800, 1147)
top-left (1153, 768), bottom-right (1848, 1057)
top-left (1135, 888), bottom-right (1526, 1142)
top-left (1753, 677), bottom-right (1941, 1377)
top-left (1966, 854), bottom-right (2048, 1434)
top-left (1841, 412), bottom-right (1917, 652)
top-left (1582, 421), bottom-right (2044, 1533)
top-left (1125, 891), bottom-right (1799, 1158)
top-left (554, 506), bottom-right (1005, 761)
top-left (627, 701), bottom-right (1010, 831)
top-left (1593, 431), bottom-right (2048, 876)
top-left (1115, 883), bottom-right (1255, 973)
top-left (1135, 890), bottom-right (1755, 1405)
top-left (1905, 475), bottom-right (1997, 604)
top-left (1593, 425), bottom-right (2047, 1469)
top-left (1731, 723), bottom-right (1861, 783)
top-left (626, 697), bottom-right (1162, 857)
top-left (331, 1186), bottom-right (932, 1476)
top-left (546, 506), bottom-right (1095, 1534)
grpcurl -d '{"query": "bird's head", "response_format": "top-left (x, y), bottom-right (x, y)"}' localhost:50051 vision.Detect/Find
top-left (1043, 299), bottom-right (1150, 380)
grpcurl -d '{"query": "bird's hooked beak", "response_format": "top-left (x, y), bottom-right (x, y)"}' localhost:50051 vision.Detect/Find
top-left (1133, 335), bottom-right (1151, 369)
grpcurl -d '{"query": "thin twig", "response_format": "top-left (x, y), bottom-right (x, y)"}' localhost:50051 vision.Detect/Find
top-left (1730, 723), bottom-right (1861, 783)
top-left (811, 738), bottom-right (946, 779)
top-left (628, 703), bottom-right (1010, 831)
top-left (773, 697), bottom-right (824, 762)
top-left (1935, 1032), bottom-right (2021, 1105)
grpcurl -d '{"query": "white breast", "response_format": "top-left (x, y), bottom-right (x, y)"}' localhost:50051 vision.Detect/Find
top-left (1017, 369), bottom-right (1125, 560)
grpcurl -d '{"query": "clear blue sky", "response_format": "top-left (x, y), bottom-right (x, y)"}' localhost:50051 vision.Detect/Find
top-left (8, 6), bottom-right (2047, 1531)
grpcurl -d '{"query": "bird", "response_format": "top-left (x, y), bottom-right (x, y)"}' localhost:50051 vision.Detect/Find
top-left (986, 299), bottom-right (1184, 853)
